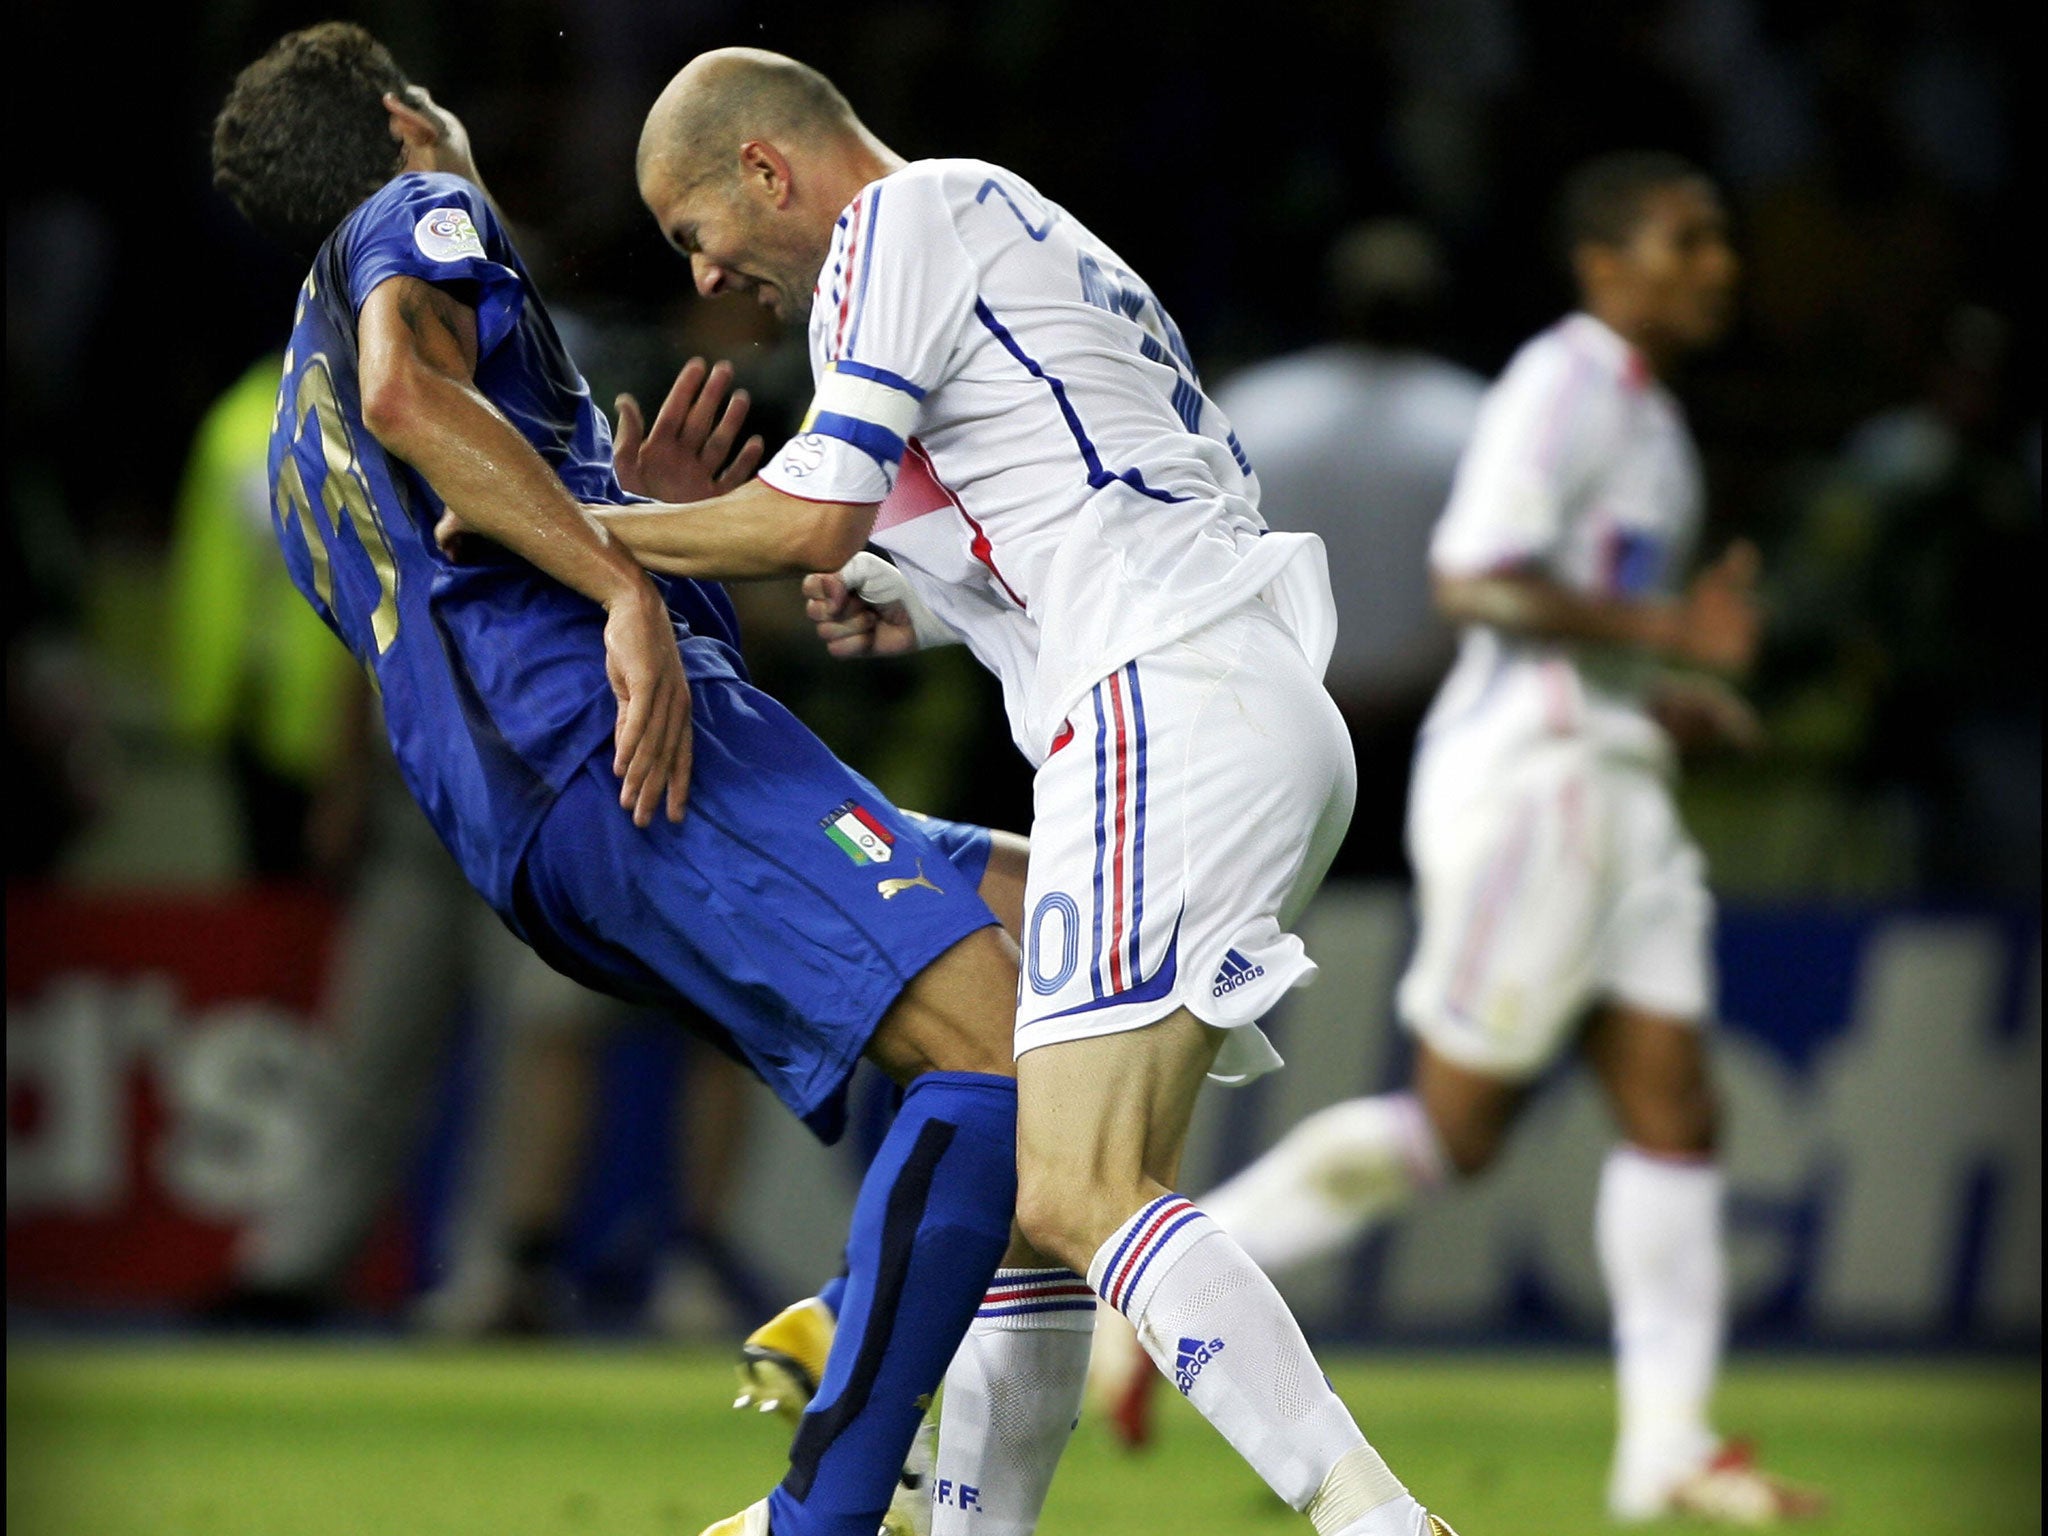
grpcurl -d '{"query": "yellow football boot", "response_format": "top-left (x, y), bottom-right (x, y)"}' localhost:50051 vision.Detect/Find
top-left (695, 1471), bottom-right (930, 1536)
top-left (697, 1499), bottom-right (770, 1536)
top-left (733, 1296), bottom-right (836, 1425)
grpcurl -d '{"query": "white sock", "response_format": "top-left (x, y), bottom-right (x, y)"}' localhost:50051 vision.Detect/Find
top-left (1205, 1093), bottom-right (1448, 1273)
top-left (1089, 1195), bottom-right (1425, 1533)
top-left (932, 1269), bottom-right (1093, 1535)
top-left (1597, 1145), bottom-right (1725, 1514)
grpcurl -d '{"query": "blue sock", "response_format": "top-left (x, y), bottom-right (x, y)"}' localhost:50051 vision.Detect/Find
top-left (769, 1070), bottom-right (1016, 1536)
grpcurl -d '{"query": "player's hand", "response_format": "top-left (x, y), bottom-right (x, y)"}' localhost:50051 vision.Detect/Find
top-left (801, 570), bottom-right (919, 658)
top-left (1674, 540), bottom-right (1762, 674)
top-left (613, 358), bottom-right (766, 504)
top-left (603, 583), bottom-right (692, 827)
top-left (1651, 672), bottom-right (1764, 755)
top-left (433, 508), bottom-right (489, 562)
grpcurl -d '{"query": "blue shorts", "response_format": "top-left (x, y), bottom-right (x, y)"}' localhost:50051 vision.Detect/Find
top-left (510, 673), bottom-right (998, 1143)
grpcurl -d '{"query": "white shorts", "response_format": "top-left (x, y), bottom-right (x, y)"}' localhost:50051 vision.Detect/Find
top-left (1397, 739), bottom-right (1714, 1081)
top-left (1014, 604), bottom-right (1355, 1083)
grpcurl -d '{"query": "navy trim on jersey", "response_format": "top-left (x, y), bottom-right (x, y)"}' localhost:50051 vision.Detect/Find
top-left (972, 298), bottom-right (1190, 506)
top-left (1226, 429), bottom-right (1254, 477)
top-left (829, 358), bottom-right (927, 400)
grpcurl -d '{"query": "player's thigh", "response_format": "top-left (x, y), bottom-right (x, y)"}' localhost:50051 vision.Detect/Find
top-left (1581, 1003), bottom-right (1718, 1155)
top-left (1412, 1039), bottom-right (1531, 1177)
top-left (1013, 605), bottom-right (1350, 1084)
top-left (1397, 742), bottom-right (1611, 1081)
top-left (865, 921), bottom-right (1020, 1083)
top-left (513, 677), bottom-right (1002, 1139)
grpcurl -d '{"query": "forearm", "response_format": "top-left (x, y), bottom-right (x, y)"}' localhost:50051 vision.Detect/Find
top-left (368, 366), bottom-right (650, 610)
top-left (593, 481), bottom-right (875, 581)
top-left (1435, 571), bottom-right (1682, 655)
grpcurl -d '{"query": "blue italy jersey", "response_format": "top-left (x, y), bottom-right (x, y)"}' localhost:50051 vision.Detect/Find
top-left (268, 172), bottom-right (743, 908)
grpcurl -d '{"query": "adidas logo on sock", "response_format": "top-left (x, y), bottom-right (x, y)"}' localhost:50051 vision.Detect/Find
top-left (1210, 949), bottom-right (1265, 998)
top-left (1173, 1335), bottom-right (1225, 1394)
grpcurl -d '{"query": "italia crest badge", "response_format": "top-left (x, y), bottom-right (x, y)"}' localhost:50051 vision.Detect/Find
top-left (821, 800), bottom-right (895, 865)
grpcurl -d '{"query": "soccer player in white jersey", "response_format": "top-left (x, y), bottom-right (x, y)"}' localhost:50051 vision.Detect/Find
top-left (575, 45), bottom-right (1458, 1536)
top-left (1094, 152), bottom-right (1827, 1524)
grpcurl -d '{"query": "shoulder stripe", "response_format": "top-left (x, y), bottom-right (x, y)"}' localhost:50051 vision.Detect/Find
top-left (843, 184), bottom-right (885, 360)
top-left (831, 194), bottom-right (867, 360)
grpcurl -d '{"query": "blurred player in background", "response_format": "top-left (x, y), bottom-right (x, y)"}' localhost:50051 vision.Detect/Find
top-left (212, 27), bottom-right (1033, 1536)
top-left (1096, 152), bottom-right (1826, 1524)
top-left (1213, 221), bottom-right (1484, 877)
top-left (585, 47), bottom-right (1457, 1536)
top-left (167, 353), bottom-right (358, 877)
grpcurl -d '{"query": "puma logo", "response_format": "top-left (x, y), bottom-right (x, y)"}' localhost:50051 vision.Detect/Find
top-left (878, 860), bottom-right (943, 899)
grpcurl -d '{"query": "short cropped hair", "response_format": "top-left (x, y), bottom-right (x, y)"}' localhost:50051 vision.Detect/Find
top-left (640, 51), bottom-right (861, 193)
top-left (213, 23), bottom-right (413, 254)
top-left (1557, 150), bottom-right (1712, 260)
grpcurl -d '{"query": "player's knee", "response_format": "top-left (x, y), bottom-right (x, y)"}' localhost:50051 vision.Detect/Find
top-left (1626, 1077), bottom-right (1719, 1157)
top-left (1012, 1157), bottom-right (1137, 1274)
top-left (1009, 1179), bottom-right (1085, 1273)
top-left (1436, 1116), bottom-right (1508, 1179)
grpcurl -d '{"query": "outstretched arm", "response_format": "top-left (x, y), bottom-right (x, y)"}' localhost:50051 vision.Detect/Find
top-left (590, 483), bottom-right (879, 582)
top-left (1434, 541), bottom-right (1763, 674)
top-left (357, 274), bottom-right (692, 827)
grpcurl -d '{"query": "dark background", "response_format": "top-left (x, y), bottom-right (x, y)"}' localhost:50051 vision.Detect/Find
top-left (8, 0), bottom-right (2039, 893)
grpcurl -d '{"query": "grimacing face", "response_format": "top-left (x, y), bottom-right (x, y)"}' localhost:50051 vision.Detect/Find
top-left (643, 167), bottom-right (830, 329)
top-left (1613, 179), bottom-right (1740, 350)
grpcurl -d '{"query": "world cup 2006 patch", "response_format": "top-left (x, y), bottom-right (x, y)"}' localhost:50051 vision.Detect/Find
top-left (821, 800), bottom-right (895, 865)
top-left (414, 207), bottom-right (485, 263)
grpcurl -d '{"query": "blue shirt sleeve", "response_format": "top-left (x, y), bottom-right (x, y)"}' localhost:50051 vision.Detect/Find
top-left (342, 174), bottom-right (525, 357)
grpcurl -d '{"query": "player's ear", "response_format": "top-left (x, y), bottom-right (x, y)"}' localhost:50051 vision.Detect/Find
top-left (737, 140), bottom-right (795, 209)
top-left (384, 89), bottom-right (443, 158)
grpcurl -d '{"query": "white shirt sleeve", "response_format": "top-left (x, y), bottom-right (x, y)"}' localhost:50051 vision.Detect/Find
top-left (758, 172), bottom-right (978, 505)
top-left (1430, 336), bottom-right (1607, 576)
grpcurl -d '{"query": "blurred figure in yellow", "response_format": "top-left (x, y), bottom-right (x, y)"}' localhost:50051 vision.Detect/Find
top-left (166, 355), bottom-right (357, 876)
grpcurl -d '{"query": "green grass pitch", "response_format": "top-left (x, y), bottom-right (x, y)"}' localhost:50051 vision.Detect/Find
top-left (7, 1344), bottom-right (2038, 1535)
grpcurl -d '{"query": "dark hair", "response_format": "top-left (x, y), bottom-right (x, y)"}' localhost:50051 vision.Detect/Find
top-left (212, 23), bottom-right (413, 253)
top-left (1557, 150), bottom-right (1713, 261)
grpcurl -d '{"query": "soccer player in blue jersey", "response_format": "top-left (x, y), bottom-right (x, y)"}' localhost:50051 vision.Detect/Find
top-left (212, 25), bottom-right (1028, 1535)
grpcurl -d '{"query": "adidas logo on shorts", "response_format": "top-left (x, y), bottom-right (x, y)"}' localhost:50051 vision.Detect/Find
top-left (1211, 949), bottom-right (1265, 998)
top-left (1173, 1335), bottom-right (1224, 1394)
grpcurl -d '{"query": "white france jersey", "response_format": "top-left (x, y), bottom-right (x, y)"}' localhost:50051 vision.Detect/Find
top-left (1418, 312), bottom-right (1704, 773)
top-left (758, 158), bottom-right (1336, 764)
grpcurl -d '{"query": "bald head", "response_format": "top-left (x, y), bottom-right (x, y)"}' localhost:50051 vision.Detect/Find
top-left (637, 50), bottom-right (901, 326)
top-left (639, 48), bottom-right (860, 196)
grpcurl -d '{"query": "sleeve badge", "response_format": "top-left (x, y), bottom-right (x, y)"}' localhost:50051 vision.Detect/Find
top-left (413, 207), bottom-right (486, 263)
